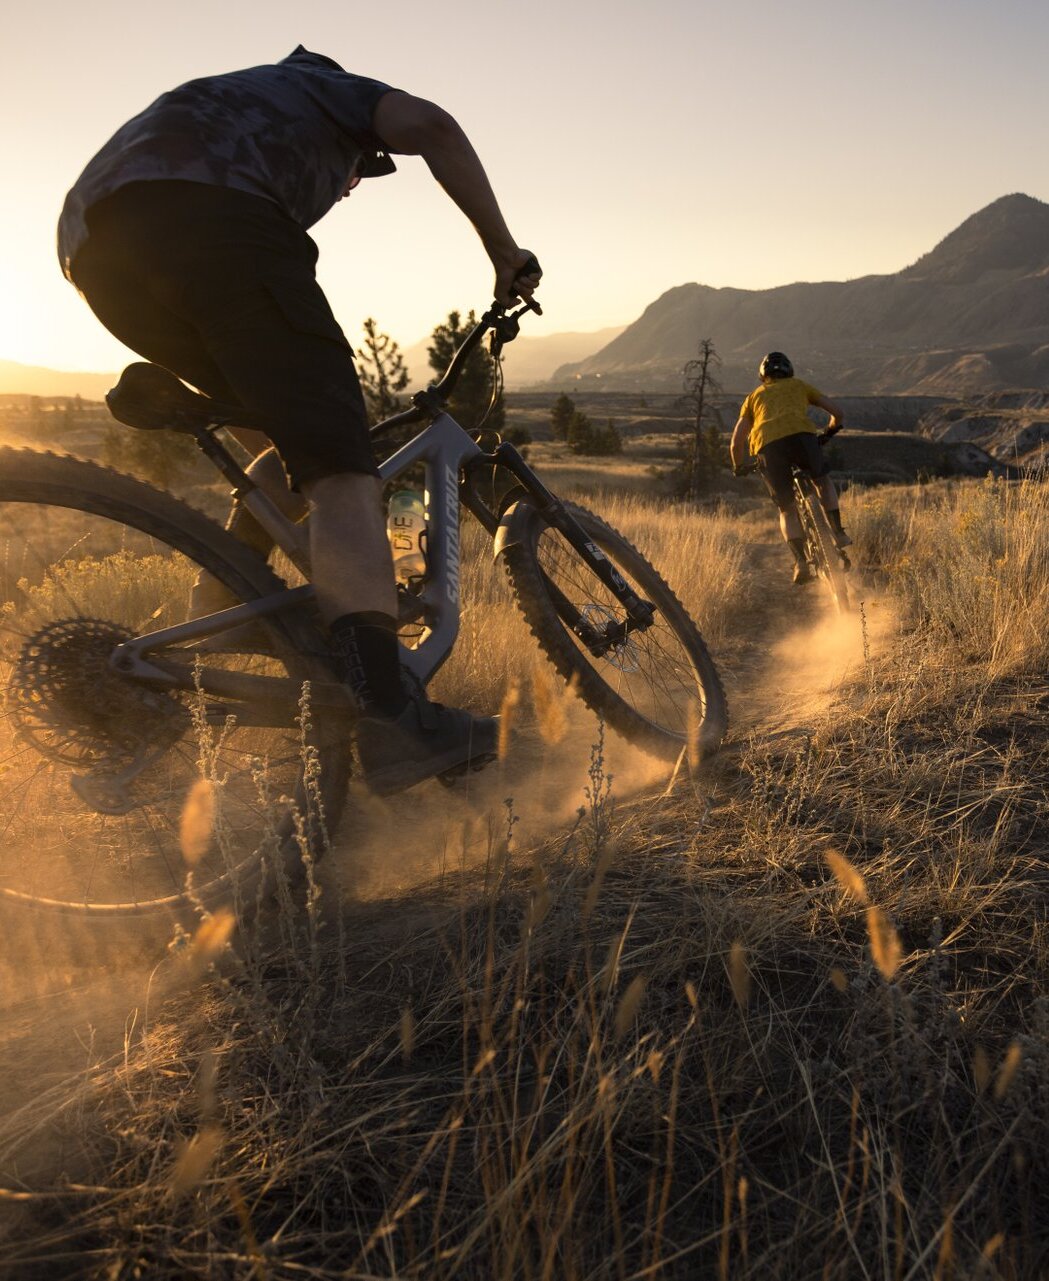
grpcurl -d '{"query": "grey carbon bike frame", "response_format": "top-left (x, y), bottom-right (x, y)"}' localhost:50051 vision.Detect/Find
top-left (110, 409), bottom-right (487, 712)
top-left (109, 305), bottom-right (656, 724)
top-left (373, 410), bottom-right (485, 683)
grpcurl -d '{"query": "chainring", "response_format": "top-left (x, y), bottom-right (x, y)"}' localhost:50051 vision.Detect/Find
top-left (7, 617), bottom-right (186, 770)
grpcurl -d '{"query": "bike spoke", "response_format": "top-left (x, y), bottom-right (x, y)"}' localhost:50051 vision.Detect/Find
top-left (534, 524), bottom-right (703, 735)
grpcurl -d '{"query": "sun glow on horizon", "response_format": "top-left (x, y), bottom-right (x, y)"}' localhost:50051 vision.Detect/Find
top-left (2, 0), bottom-right (1048, 374)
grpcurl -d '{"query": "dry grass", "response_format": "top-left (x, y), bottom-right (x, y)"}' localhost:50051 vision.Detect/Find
top-left (847, 476), bottom-right (1049, 674)
top-left (3, 475), bottom-right (1049, 1278)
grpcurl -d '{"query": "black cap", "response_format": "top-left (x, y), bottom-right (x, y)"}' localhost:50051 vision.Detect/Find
top-left (360, 149), bottom-right (397, 178)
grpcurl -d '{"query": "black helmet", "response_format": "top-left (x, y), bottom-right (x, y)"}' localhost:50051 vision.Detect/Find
top-left (759, 352), bottom-right (794, 380)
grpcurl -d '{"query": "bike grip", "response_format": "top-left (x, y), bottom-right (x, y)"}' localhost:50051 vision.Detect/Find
top-left (514, 253), bottom-right (542, 284)
top-left (510, 253), bottom-right (543, 314)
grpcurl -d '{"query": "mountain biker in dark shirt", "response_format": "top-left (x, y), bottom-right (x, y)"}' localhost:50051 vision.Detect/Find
top-left (58, 46), bottom-right (541, 795)
top-left (729, 352), bottom-right (850, 585)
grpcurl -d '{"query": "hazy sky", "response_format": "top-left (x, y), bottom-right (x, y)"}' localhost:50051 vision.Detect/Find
top-left (2, 0), bottom-right (1046, 373)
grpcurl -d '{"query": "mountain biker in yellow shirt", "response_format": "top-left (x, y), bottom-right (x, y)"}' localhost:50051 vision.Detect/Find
top-left (729, 352), bottom-right (850, 585)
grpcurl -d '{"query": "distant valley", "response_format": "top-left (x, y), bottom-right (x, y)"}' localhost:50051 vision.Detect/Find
top-left (399, 324), bottom-right (625, 390)
top-left (0, 326), bottom-right (626, 400)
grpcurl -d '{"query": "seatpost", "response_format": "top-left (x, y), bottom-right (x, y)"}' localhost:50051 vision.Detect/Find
top-left (194, 427), bottom-right (311, 574)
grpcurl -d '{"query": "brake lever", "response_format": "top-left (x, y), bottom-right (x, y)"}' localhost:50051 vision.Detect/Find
top-left (488, 302), bottom-right (535, 357)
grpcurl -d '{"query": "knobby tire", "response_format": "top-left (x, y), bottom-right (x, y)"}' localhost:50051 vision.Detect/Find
top-left (502, 500), bottom-right (728, 760)
top-left (794, 476), bottom-right (851, 614)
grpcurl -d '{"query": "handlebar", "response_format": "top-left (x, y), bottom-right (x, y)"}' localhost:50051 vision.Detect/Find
top-left (370, 254), bottom-right (543, 439)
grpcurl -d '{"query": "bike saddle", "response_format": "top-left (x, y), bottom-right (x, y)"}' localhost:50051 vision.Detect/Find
top-left (106, 363), bottom-right (243, 434)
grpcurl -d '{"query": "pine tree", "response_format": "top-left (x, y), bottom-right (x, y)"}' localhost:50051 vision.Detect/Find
top-left (550, 392), bottom-right (575, 441)
top-left (428, 310), bottom-right (505, 433)
top-left (357, 317), bottom-right (410, 424)
top-left (595, 419), bottom-right (624, 455)
top-left (566, 409), bottom-right (595, 454)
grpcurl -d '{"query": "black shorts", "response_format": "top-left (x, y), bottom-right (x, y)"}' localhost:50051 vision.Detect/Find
top-left (70, 180), bottom-right (376, 489)
top-left (758, 432), bottom-right (828, 508)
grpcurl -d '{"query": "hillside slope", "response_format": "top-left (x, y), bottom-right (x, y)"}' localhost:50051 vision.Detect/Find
top-left (0, 359), bottom-right (117, 399)
top-left (555, 194), bottom-right (1049, 394)
top-left (401, 324), bottom-right (626, 389)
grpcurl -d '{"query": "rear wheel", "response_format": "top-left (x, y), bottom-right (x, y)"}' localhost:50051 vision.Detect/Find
top-left (793, 476), bottom-right (851, 613)
top-left (0, 448), bottom-right (351, 922)
top-left (502, 500), bottom-right (727, 760)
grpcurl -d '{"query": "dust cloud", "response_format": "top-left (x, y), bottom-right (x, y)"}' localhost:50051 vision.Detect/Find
top-left (757, 592), bottom-right (897, 731)
top-left (329, 704), bottom-right (674, 901)
top-left (331, 596), bottom-right (901, 900)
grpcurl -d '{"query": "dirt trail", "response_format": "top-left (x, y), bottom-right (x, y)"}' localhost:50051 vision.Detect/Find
top-left (717, 533), bottom-right (882, 742)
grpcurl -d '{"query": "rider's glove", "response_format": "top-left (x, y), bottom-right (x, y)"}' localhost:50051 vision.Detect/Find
top-left (733, 462), bottom-right (755, 477)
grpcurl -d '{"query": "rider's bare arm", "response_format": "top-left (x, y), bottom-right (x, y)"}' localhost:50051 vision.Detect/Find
top-left (372, 91), bottom-right (540, 305)
top-left (811, 392), bottom-right (845, 428)
top-left (730, 412), bottom-right (753, 468)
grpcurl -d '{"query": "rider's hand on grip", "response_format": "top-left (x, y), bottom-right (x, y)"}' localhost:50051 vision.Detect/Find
top-left (733, 461), bottom-right (757, 477)
top-left (510, 252), bottom-right (543, 314)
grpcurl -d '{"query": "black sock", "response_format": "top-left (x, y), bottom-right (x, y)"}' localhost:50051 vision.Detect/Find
top-left (328, 612), bottom-right (409, 717)
top-left (788, 537), bottom-right (807, 566)
top-left (828, 508), bottom-right (845, 535)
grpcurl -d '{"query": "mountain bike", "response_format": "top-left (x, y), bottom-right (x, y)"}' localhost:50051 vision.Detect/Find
top-left (0, 297), bottom-right (727, 922)
top-left (739, 431), bottom-right (851, 613)
top-left (791, 432), bottom-right (852, 614)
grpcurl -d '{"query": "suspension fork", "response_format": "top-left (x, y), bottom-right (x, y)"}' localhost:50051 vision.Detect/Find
top-left (461, 444), bottom-right (656, 643)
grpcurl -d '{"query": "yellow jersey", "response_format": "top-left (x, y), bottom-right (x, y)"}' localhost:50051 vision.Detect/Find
top-left (739, 378), bottom-right (823, 455)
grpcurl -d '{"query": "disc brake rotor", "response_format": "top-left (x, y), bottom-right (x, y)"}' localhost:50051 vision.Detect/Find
top-left (579, 603), bottom-right (641, 673)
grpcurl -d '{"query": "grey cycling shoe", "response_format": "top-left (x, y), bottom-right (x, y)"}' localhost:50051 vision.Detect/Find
top-left (792, 561), bottom-right (814, 586)
top-left (356, 695), bottom-right (499, 796)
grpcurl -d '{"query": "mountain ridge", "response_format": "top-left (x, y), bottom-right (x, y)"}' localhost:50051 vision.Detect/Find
top-left (400, 325), bottom-right (625, 390)
top-left (0, 359), bottom-right (118, 400)
top-left (553, 193), bottom-right (1049, 394)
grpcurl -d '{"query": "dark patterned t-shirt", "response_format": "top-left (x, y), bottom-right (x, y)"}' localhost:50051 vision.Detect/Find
top-left (58, 46), bottom-right (399, 277)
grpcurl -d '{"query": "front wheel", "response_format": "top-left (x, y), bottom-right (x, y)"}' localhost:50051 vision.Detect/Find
top-left (501, 501), bottom-right (728, 760)
top-left (793, 477), bottom-right (851, 614)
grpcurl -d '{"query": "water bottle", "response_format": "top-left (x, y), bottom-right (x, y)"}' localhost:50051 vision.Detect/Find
top-left (386, 490), bottom-right (427, 583)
